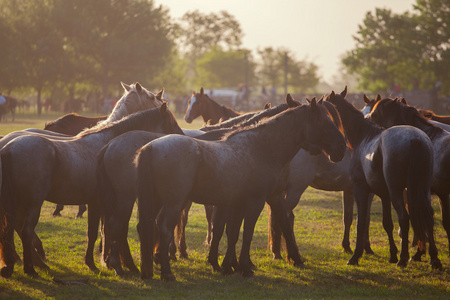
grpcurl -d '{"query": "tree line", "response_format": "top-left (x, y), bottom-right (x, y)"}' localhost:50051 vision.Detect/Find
top-left (0, 0), bottom-right (447, 114)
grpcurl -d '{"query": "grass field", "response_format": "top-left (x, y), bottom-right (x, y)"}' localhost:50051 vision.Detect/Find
top-left (0, 111), bottom-right (448, 299)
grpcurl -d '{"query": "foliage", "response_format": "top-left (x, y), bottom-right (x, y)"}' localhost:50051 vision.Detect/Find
top-left (257, 47), bottom-right (319, 93)
top-left (195, 47), bottom-right (256, 88)
top-left (343, 0), bottom-right (450, 94)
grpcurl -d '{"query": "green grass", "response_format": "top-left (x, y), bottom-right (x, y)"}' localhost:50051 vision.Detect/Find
top-left (0, 112), bottom-right (448, 299)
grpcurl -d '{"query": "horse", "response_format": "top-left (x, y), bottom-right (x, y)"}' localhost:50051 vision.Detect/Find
top-left (184, 87), bottom-right (240, 124)
top-left (135, 98), bottom-right (347, 281)
top-left (326, 87), bottom-right (442, 270)
top-left (97, 98), bottom-right (298, 276)
top-left (0, 83), bottom-right (170, 278)
top-left (0, 96), bottom-right (17, 122)
top-left (266, 98), bottom-right (376, 260)
top-left (419, 109), bottom-right (450, 125)
top-left (0, 82), bottom-right (163, 271)
top-left (45, 113), bottom-right (108, 218)
top-left (368, 97), bottom-right (450, 260)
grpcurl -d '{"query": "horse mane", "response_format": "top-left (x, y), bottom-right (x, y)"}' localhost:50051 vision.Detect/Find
top-left (76, 106), bottom-right (179, 138)
top-left (201, 111), bottom-right (256, 131)
top-left (327, 91), bottom-right (382, 149)
top-left (322, 100), bottom-right (345, 137)
top-left (376, 98), bottom-right (444, 140)
top-left (45, 113), bottom-right (84, 128)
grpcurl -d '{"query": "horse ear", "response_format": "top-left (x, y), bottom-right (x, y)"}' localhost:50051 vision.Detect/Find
top-left (264, 103), bottom-right (271, 109)
top-left (160, 101), bottom-right (167, 113)
top-left (376, 94), bottom-right (381, 101)
top-left (305, 98), bottom-right (310, 104)
top-left (156, 89), bottom-right (164, 101)
top-left (286, 94), bottom-right (296, 107)
top-left (121, 82), bottom-right (132, 92)
top-left (329, 90), bottom-right (336, 100)
top-left (363, 94), bottom-right (371, 104)
top-left (310, 97), bottom-right (317, 110)
top-left (317, 95), bottom-right (324, 104)
top-left (340, 86), bottom-right (347, 97)
top-left (400, 97), bottom-right (407, 105)
top-left (135, 82), bottom-right (142, 92)
top-left (200, 87), bottom-right (204, 95)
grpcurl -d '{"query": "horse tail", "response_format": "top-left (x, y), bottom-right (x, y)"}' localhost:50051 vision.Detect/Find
top-left (406, 139), bottom-right (434, 245)
top-left (0, 149), bottom-right (17, 277)
top-left (136, 143), bottom-right (155, 279)
top-left (96, 144), bottom-right (116, 263)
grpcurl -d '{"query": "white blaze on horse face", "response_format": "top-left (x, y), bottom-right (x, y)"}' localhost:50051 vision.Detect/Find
top-left (185, 96), bottom-right (196, 121)
top-left (362, 105), bottom-right (371, 117)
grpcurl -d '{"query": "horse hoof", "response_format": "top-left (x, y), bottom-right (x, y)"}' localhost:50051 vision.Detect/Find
top-left (364, 247), bottom-right (375, 255)
top-left (272, 253), bottom-right (283, 260)
top-left (179, 251), bottom-right (189, 260)
top-left (75, 214), bottom-right (84, 219)
top-left (397, 259), bottom-right (408, 268)
top-left (294, 261), bottom-right (306, 269)
top-left (431, 259), bottom-right (442, 271)
top-left (1, 266), bottom-right (14, 278)
top-left (389, 256), bottom-right (398, 264)
top-left (410, 253), bottom-right (423, 262)
top-left (161, 273), bottom-right (176, 281)
top-left (53, 212), bottom-right (61, 217)
top-left (221, 265), bottom-right (234, 275)
top-left (25, 268), bottom-right (39, 278)
top-left (347, 257), bottom-right (359, 266)
top-left (343, 247), bottom-right (353, 254)
top-left (241, 269), bottom-right (254, 278)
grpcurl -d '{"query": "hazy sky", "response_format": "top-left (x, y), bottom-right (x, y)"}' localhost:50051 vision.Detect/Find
top-left (154, 0), bottom-right (416, 83)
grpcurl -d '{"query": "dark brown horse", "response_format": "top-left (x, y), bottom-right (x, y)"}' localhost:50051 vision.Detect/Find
top-left (44, 113), bottom-right (108, 218)
top-left (136, 99), bottom-right (346, 281)
top-left (184, 87), bottom-right (240, 124)
top-left (327, 87), bottom-right (441, 270)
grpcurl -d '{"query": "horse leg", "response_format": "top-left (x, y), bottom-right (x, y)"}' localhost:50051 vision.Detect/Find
top-left (118, 199), bottom-right (139, 273)
top-left (267, 204), bottom-right (283, 259)
top-left (21, 204), bottom-right (43, 277)
top-left (348, 184), bottom-right (371, 266)
top-left (157, 206), bottom-right (182, 281)
top-left (221, 207), bottom-right (244, 275)
top-left (174, 200), bottom-right (192, 259)
top-left (76, 205), bottom-right (87, 219)
top-left (239, 199), bottom-right (266, 277)
top-left (424, 198), bottom-right (443, 270)
top-left (0, 200), bottom-right (16, 278)
top-left (204, 204), bottom-right (214, 247)
top-left (15, 212), bottom-right (48, 269)
top-left (437, 193), bottom-right (450, 256)
top-left (363, 194), bottom-right (375, 254)
top-left (390, 190), bottom-right (409, 268)
top-left (267, 193), bottom-right (305, 268)
top-left (207, 205), bottom-right (227, 272)
top-left (53, 204), bottom-right (64, 217)
top-left (341, 189), bottom-right (354, 254)
top-left (85, 202), bottom-right (100, 272)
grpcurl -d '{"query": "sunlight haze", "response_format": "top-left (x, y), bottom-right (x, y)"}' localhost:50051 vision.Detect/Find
top-left (155, 0), bottom-right (416, 83)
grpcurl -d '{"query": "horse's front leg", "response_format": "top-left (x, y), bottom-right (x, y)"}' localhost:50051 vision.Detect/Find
top-left (267, 204), bottom-right (283, 259)
top-left (85, 201), bottom-right (100, 272)
top-left (239, 199), bottom-right (266, 277)
top-left (348, 184), bottom-right (371, 266)
top-left (341, 189), bottom-right (354, 254)
top-left (437, 193), bottom-right (450, 256)
top-left (174, 200), bottom-right (192, 259)
top-left (0, 201), bottom-right (16, 278)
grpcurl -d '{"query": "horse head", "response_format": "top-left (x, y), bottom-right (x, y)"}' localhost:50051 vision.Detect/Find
top-left (159, 101), bottom-right (185, 135)
top-left (184, 87), bottom-right (208, 123)
top-left (361, 94), bottom-right (381, 117)
top-left (369, 97), bottom-right (423, 129)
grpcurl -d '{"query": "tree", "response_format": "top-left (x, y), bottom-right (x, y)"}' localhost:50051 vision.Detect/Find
top-left (195, 47), bottom-right (255, 88)
top-left (257, 47), bottom-right (319, 94)
top-left (343, 0), bottom-right (449, 94)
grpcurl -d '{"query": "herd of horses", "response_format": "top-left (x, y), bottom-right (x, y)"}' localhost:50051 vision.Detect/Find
top-left (0, 83), bottom-right (448, 281)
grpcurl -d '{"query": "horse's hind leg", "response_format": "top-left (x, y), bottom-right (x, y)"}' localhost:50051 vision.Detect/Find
top-left (204, 204), bottom-right (214, 248)
top-left (267, 205), bottom-right (283, 259)
top-left (221, 207), bottom-right (244, 275)
top-left (85, 202), bottom-right (100, 272)
top-left (342, 189), bottom-right (354, 254)
top-left (239, 199), bottom-right (266, 277)
top-left (52, 204), bottom-right (63, 217)
top-left (437, 193), bottom-right (450, 256)
top-left (21, 204), bottom-right (43, 277)
top-left (380, 195), bottom-right (398, 264)
top-left (0, 204), bottom-right (16, 278)
top-left (76, 205), bottom-right (87, 219)
top-left (390, 191), bottom-right (410, 268)
top-left (207, 205), bottom-right (227, 272)
top-left (173, 201), bottom-right (192, 259)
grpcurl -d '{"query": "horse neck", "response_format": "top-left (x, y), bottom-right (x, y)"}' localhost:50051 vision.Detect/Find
top-left (229, 108), bottom-right (308, 168)
top-left (432, 115), bottom-right (450, 125)
top-left (406, 113), bottom-right (446, 141)
top-left (201, 97), bottom-right (226, 124)
top-left (332, 100), bottom-right (380, 148)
